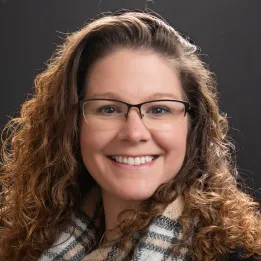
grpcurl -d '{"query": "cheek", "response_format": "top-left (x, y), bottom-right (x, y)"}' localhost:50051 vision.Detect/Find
top-left (79, 123), bottom-right (116, 159)
top-left (153, 122), bottom-right (189, 153)
top-left (79, 123), bottom-right (107, 178)
top-left (152, 122), bottom-right (189, 180)
top-left (80, 124), bottom-right (96, 154)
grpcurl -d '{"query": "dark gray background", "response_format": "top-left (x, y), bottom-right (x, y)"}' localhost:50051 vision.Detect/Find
top-left (0, 0), bottom-right (260, 201)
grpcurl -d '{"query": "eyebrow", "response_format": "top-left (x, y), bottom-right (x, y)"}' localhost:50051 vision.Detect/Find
top-left (87, 92), bottom-right (183, 101)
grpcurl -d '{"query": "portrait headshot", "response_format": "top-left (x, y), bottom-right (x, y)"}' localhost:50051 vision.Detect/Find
top-left (0, 1), bottom-right (261, 261)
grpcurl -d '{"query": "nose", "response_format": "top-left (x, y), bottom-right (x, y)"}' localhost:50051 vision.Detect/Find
top-left (117, 108), bottom-right (151, 143)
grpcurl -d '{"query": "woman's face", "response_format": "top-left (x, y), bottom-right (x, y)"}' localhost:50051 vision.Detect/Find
top-left (80, 48), bottom-right (189, 202)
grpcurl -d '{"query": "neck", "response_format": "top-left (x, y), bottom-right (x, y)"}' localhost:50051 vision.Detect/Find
top-left (81, 185), bottom-right (142, 241)
top-left (101, 189), bottom-right (141, 240)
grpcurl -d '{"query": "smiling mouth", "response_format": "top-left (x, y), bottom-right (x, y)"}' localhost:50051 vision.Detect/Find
top-left (107, 155), bottom-right (159, 166)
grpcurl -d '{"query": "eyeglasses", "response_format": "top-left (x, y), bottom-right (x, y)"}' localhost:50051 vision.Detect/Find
top-left (79, 98), bottom-right (191, 131)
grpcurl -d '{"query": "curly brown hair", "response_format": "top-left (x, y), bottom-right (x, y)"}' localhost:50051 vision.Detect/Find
top-left (1, 10), bottom-right (261, 261)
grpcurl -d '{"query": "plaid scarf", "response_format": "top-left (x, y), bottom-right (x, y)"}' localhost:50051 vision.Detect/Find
top-left (39, 187), bottom-right (186, 261)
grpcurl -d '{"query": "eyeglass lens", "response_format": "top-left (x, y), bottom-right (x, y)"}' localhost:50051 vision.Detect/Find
top-left (82, 100), bottom-right (187, 131)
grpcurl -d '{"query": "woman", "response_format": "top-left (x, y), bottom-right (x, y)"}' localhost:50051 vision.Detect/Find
top-left (0, 10), bottom-right (260, 261)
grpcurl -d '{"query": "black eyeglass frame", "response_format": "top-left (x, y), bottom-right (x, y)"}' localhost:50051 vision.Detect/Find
top-left (79, 98), bottom-right (191, 119)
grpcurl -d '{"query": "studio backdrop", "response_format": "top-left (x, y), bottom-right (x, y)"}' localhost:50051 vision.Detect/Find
top-left (0, 0), bottom-right (260, 202)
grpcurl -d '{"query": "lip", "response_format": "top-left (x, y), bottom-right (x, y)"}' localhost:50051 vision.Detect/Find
top-left (107, 155), bottom-right (159, 170)
top-left (107, 154), bottom-right (159, 157)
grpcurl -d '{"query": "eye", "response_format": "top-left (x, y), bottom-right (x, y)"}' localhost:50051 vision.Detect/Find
top-left (147, 106), bottom-right (171, 116)
top-left (97, 105), bottom-right (122, 115)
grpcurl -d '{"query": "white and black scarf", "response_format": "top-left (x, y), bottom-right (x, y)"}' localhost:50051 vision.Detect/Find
top-left (39, 186), bottom-right (186, 261)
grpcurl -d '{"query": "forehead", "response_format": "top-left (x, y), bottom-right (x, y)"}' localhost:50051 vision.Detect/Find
top-left (84, 48), bottom-right (184, 102)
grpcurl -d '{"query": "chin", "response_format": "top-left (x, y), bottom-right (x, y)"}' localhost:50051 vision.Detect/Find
top-left (114, 184), bottom-right (157, 202)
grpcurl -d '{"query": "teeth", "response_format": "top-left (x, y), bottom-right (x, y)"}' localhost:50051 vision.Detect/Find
top-left (134, 157), bottom-right (141, 165)
top-left (111, 156), bottom-right (155, 165)
top-left (128, 157), bottom-right (135, 165)
top-left (141, 157), bottom-right (146, 164)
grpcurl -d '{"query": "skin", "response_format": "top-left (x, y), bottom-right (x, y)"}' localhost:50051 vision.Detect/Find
top-left (79, 48), bottom-right (189, 231)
